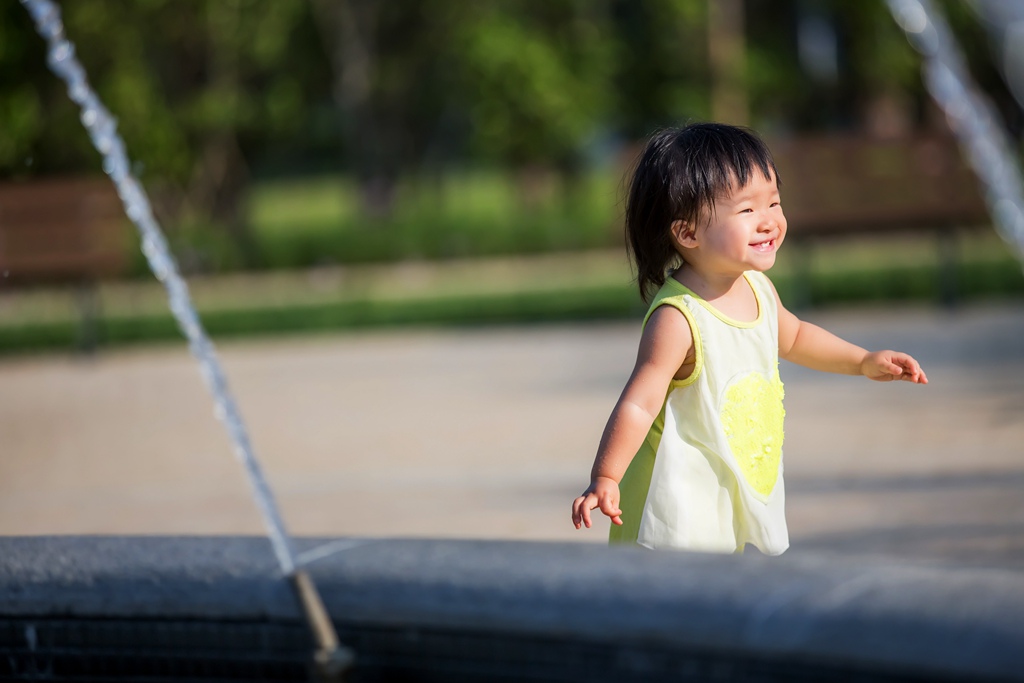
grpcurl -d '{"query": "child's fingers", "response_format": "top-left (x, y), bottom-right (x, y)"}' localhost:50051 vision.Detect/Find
top-left (581, 500), bottom-right (594, 528)
top-left (573, 489), bottom-right (624, 529)
top-left (884, 360), bottom-right (903, 377)
top-left (598, 495), bottom-right (622, 519)
top-left (910, 361), bottom-right (927, 384)
top-left (895, 355), bottom-right (928, 384)
top-left (897, 364), bottom-right (919, 382)
top-left (903, 370), bottom-right (927, 384)
top-left (866, 352), bottom-right (927, 384)
top-left (572, 494), bottom-right (590, 529)
top-left (576, 494), bottom-right (596, 529)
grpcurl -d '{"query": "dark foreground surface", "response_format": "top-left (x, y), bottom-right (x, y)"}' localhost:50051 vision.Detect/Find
top-left (2, 536), bottom-right (1024, 682)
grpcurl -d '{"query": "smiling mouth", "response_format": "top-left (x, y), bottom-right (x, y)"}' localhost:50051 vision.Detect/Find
top-left (750, 238), bottom-right (776, 252)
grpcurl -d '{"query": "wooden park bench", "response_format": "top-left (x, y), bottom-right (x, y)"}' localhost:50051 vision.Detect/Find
top-left (0, 177), bottom-right (130, 350)
top-left (768, 132), bottom-right (990, 306)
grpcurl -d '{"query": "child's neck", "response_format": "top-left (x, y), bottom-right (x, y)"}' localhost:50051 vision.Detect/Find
top-left (673, 264), bottom-right (758, 321)
top-left (673, 263), bottom-right (745, 300)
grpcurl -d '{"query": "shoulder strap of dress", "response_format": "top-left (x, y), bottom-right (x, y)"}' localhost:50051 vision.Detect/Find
top-left (744, 271), bottom-right (778, 320)
top-left (642, 281), bottom-right (687, 329)
top-left (640, 285), bottom-right (704, 387)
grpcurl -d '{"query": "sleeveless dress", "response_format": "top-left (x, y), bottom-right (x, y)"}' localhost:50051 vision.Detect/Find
top-left (609, 271), bottom-right (789, 555)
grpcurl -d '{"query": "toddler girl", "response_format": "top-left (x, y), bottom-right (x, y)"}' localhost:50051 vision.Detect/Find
top-left (571, 123), bottom-right (927, 555)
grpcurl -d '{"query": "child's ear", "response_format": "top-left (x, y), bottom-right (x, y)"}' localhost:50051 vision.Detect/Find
top-left (670, 219), bottom-right (698, 249)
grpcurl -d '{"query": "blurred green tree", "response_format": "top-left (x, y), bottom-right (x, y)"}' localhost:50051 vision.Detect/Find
top-left (308, 0), bottom-right (470, 215)
top-left (2, 0), bottom-right (1016, 271)
top-left (307, 0), bottom-right (616, 213)
top-left (608, 0), bottom-right (709, 136)
top-left (0, 0), bottom-right (328, 262)
top-left (450, 2), bottom-right (613, 169)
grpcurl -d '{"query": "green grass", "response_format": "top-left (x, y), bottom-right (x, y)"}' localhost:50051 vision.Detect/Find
top-left (241, 169), bottom-right (624, 269)
top-left (0, 251), bottom-right (641, 354)
top-left (1, 241), bottom-right (1022, 356)
top-left (0, 280), bottom-right (642, 354)
top-left (127, 169), bottom-right (626, 275)
top-left (773, 231), bottom-right (1024, 306)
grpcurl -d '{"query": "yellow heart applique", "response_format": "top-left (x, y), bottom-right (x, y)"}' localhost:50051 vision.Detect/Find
top-left (720, 369), bottom-right (785, 498)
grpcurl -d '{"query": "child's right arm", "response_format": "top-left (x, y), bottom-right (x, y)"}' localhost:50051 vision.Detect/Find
top-left (572, 306), bottom-right (693, 530)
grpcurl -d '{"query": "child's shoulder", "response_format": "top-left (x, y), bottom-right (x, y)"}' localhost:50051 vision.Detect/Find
top-left (642, 293), bottom-right (698, 347)
top-left (639, 302), bottom-right (696, 366)
top-left (642, 279), bottom-right (693, 326)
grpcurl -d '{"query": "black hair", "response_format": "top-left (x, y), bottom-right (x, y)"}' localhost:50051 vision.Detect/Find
top-left (625, 122), bottom-right (781, 302)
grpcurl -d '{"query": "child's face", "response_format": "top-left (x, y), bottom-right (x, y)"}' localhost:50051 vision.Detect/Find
top-left (678, 170), bottom-right (786, 276)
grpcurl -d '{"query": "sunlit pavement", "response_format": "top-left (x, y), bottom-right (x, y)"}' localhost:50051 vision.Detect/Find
top-left (2, 301), bottom-right (1023, 570)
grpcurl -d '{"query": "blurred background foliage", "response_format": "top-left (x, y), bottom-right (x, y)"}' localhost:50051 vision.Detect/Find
top-left (0, 0), bottom-right (1022, 277)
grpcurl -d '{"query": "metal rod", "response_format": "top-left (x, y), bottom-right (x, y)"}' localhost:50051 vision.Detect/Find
top-left (290, 570), bottom-right (355, 681)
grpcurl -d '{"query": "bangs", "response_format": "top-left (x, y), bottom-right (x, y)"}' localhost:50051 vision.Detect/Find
top-left (673, 124), bottom-right (780, 222)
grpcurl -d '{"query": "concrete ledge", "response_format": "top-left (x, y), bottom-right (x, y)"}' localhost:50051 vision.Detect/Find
top-left (1, 536), bottom-right (1022, 681)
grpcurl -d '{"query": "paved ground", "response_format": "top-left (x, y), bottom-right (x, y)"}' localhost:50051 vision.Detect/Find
top-left (2, 301), bottom-right (1023, 570)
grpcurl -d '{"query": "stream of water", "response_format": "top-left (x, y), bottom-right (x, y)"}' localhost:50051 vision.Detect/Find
top-left (20, 0), bottom-right (298, 576)
top-left (887, 0), bottom-right (1024, 265)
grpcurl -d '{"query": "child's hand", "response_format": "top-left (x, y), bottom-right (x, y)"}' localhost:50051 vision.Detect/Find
top-left (572, 476), bottom-right (623, 529)
top-left (860, 350), bottom-right (928, 384)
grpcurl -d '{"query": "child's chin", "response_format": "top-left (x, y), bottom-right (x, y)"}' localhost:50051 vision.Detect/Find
top-left (750, 255), bottom-right (777, 271)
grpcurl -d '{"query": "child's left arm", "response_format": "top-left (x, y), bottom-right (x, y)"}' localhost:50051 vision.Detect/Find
top-left (770, 282), bottom-right (928, 384)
